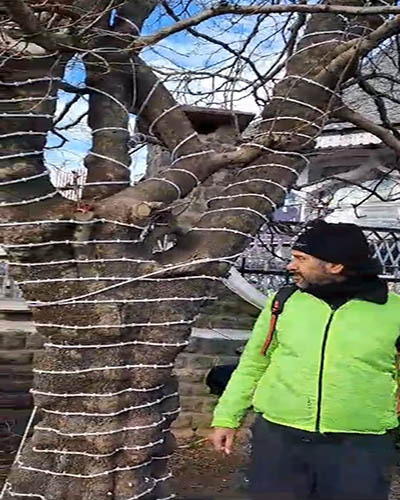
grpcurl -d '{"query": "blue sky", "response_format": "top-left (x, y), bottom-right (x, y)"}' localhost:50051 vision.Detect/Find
top-left (45, 4), bottom-right (292, 185)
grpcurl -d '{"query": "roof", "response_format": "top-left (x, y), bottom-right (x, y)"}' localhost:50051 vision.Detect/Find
top-left (181, 105), bottom-right (255, 134)
top-left (319, 48), bottom-right (400, 149)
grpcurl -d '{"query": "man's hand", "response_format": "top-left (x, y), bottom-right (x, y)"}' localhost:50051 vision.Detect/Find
top-left (209, 427), bottom-right (236, 455)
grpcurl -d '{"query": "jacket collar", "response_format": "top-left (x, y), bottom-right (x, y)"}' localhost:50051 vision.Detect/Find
top-left (302, 276), bottom-right (388, 306)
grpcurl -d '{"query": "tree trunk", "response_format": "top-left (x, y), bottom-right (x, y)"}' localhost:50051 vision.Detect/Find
top-left (0, 1), bottom-right (393, 499)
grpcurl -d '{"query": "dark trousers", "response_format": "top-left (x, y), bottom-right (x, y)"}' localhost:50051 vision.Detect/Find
top-left (248, 416), bottom-right (397, 500)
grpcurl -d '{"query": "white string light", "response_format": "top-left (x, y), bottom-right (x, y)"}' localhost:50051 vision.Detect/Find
top-left (152, 453), bottom-right (173, 459)
top-left (171, 132), bottom-right (198, 160)
top-left (4, 483), bottom-right (157, 500)
top-left (0, 150), bottom-right (43, 161)
top-left (226, 178), bottom-right (288, 194)
top-left (170, 149), bottom-right (215, 167)
top-left (0, 191), bottom-right (58, 207)
top-left (244, 143), bottom-right (310, 167)
top-left (301, 30), bottom-right (350, 39)
top-left (125, 485), bottom-right (156, 500)
top-left (149, 104), bottom-right (181, 135)
top-left (189, 227), bottom-right (254, 239)
top-left (0, 171), bottom-right (49, 186)
top-left (84, 180), bottom-right (130, 186)
top-left (0, 131), bottom-right (48, 139)
top-left (0, 77), bottom-right (61, 86)
top-left (0, 113), bottom-right (53, 118)
top-left (44, 338), bottom-right (190, 349)
top-left (4, 238), bottom-right (141, 249)
top-left (34, 362), bottom-right (174, 375)
top-left (30, 384), bottom-right (164, 398)
top-left (85, 85), bottom-right (130, 116)
top-left (1, 218), bottom-right (145, 229)
top-left (32, 439), bottom-right (164, 458)
top-left (115, 14), bottom-right (140, 33)
top-left (240, 163), bottom-right (299, 177)
top-left (207, 193), bottom-right (278, 209)
top-left (200, 207), bottom-right (269, 223)
top-left (0, 407), bottom-right (38, 498)
top-left (135, 79), bottom-right (161, 120)
top-left (87, 151), bottom-right (131, 171)
top-left (259, 130), bottom-right (315, 141)
top-left (259, 116), bottom-right (321, 130)
top-left (144, 177), bottom-right (182, 199)
top-left (154, 473), bottom-right (173, 484)
top-left (28, 277), bottom-right (221, 308)
top-left (36, 417), bottom-right (166, 437)
top-left (18, 276), bottom-right (152, 284)
top-left (92, 126), bottom-right (129, 134)
top-left (0, 96), bottom-right (56, 103)
top-left (271, 96), bottom-right (326, 116)
top-left (16, 457), bottom-right (153, 478)
top-left (166, 168), bottom-right (200, 186)
top-left (157, 495), bottom-right (176, 500)
top-left (282, 75), bottom-right (337, 96)
top-left (41, 392), bottom-right (178, 417)
top-left (34, 319), bottom-right (194, 331)
top-left (289, 39), bottom-right (342, 60)
top-left (31, 296), bottom-right (216, 307)
top-left (161, 408), bottom-right (180, 417)
top-left (3, 482), bottom-right (47, 500)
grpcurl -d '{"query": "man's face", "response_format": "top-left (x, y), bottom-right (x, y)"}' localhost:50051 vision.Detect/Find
top-left (287, 250), bottom-right (344, 289)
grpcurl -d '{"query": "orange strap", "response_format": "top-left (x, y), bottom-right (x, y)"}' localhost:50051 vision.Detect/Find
top-left (260, 300), bottom-right (280, 356)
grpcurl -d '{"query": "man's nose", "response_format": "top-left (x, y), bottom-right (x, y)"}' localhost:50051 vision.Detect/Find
top-left (287, 260), bottom-right (296, 272)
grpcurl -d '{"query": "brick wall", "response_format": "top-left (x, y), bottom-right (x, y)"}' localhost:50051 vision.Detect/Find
top-left (0, 301), bottom-right (254, 489)
top-left (0, 300), bottom-right (252, 454)
top-left (173, 331), bottom-right (248, 438)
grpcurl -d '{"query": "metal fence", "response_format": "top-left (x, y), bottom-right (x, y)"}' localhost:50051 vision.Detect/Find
top-left (236, 222), bottom-right (400, 294)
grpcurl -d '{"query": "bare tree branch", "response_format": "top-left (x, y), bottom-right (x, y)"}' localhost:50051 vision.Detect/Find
top-left (1, 0), bottom-right (73, 50)
top-left (133, 3), bottom-right (400, 50)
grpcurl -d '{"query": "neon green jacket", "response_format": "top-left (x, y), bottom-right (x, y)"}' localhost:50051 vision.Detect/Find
top-left (212, 290), bottom-right (400, 434)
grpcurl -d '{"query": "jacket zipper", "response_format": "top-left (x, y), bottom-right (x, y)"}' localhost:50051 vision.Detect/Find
top-left (315, 310), bottom-right (336, 432)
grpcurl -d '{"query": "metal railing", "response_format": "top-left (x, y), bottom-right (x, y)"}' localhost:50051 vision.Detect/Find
top-left (236, 222), bottom-right (400, 294)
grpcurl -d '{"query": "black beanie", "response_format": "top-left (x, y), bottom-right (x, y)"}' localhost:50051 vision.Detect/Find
top-left (293, 220), bottom-right (376, 271)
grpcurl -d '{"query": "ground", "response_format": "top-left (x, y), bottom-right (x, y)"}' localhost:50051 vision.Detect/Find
top-left (171, 435), bottom-right (400, 500)
top-left (171, 435), bottom-right (250, 499)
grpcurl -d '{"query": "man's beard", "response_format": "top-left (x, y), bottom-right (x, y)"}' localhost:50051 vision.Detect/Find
top-left (292, 272), bottom-right (339, 289)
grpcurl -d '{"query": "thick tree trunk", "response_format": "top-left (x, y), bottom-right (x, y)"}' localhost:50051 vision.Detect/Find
top-left (0, 1), bottom-right (393, 499)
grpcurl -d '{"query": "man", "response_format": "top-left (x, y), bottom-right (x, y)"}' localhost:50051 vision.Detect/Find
top-left (209, 220), bottom-right (400, 500)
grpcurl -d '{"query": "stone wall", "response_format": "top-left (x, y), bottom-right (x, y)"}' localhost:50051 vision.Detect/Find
top-left (0, 301), bottom-right (252, 461)
top-left (173, 330), bottom-right (248, 438)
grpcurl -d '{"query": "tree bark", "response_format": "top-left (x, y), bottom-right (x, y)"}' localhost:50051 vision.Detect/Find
top-left (0, 1), bottom-right (397, 499)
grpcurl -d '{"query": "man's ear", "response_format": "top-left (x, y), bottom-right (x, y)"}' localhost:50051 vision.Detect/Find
top-left (327, 262), bottom-right (345, 275)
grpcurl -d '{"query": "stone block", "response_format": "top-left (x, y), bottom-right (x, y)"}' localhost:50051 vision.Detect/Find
top-left (215, 354), bottom-right (241, 366)
top-left (202, 397), bottom-right (218, 413)
top-left (181, 396), bottom-right (208, 413)
top-left (172, 428), bottom-right (196, 440)
top-left (178, 382), bottom-right (211, 397)
top-left (0, 332), bottom-right (26, 350)
top-left (174, 355), bottom-right (187, 369)
top-left (171, 412), bottom-right (193, 429)
top-left (183, 354), bottom-right (216, 370)
top-left (191, 411), bottom-right (213, 429)
top-left (0, 350), bottom-right (34, 365)
top-left (0, 373), bottom-right (33, 391)
top-left (25, 332), bottom-right (44, 349)
top-left (173, 368), bottom-right (210, 384)
top-left (191, 337), bottom-right (246, 356)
